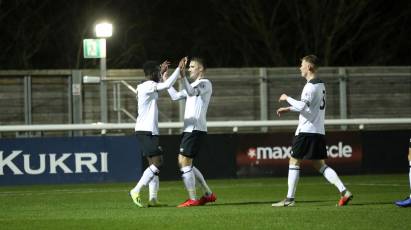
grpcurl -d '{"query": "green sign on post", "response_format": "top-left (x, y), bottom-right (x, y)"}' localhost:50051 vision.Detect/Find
top-left (83, 39), bottom-right (106, 58)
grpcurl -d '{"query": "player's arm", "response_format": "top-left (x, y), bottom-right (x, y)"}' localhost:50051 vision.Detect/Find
top-left (167, 86), bottom-right (187, 101)
top-left (155, 57), bottom-right (187, 91)
top-left (286, 96), bottom-right (308, 112)
top-left (278, 93), bottom-right (306, 112)
top-left (276, 107), bottom-right (291, 117)
top-left (155, 67), bottom-right (180, 91)
top-left (182, 78), bottom-right (211, 97)
top-left (280, 85), bottom-right (313, 112)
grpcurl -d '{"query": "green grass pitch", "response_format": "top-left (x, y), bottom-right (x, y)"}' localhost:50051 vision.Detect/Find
top-left (0, 174), bottom-right (410, 229)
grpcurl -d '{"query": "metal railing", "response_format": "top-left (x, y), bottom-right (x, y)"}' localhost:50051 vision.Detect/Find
top-left (1, 67), bottom-right (410, 135)
top-left (0, 118), bottom-right (410, 133)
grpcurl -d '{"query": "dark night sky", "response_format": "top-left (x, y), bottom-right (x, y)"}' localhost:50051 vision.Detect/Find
top-left (1, 0), bottom-right (411, 69)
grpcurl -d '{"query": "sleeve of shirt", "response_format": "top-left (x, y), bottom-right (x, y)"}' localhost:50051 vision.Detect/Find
top-left (154, 67), bottom-right (180, 91)
top-left (301, 84), bottom-right (314, 106)
top-left (167, 86), bottom-right (187, 101)
top-left (140, 82), bottom-right (156, 94)
top-left (183, 79), bottom-right (211, 96)
top-left (286, 85), bottom-right (312, 112)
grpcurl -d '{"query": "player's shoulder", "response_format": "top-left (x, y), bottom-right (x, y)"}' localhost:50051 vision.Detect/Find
top-left (199, 78), bottom-right (212, 84)
top-left (138, 80), bottom-right (156, 91)
top-left (195, 78), bottom-right (212, 88)
top-left (308, 78), bottom-right (325, 85)
top-left (306, 78), bottom-right (325, 90)
top-left (139, 80), bottom-right (155, 87)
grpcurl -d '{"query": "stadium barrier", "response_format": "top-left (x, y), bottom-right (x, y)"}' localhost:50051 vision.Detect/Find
top-left (0, 136), bottom-right (142, 185)
top-left (1, 129), bottom-right (409, 185)
top-left (0, 118), bottom-right (410, 132)
top-left (158, 130), bottom-right (410, 180)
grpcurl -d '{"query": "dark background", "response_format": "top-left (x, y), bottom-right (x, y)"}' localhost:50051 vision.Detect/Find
top-left (1, 0), bottom-right (411, 69)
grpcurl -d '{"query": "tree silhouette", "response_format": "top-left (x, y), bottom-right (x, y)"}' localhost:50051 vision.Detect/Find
top-left (0, 0), bottom-right (410, 68)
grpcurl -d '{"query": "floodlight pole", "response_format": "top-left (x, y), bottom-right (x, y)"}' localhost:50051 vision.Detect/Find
top-left (100, 54), bottom-right (108, 124)
top-left (95, 22), bottom-right (112, 125)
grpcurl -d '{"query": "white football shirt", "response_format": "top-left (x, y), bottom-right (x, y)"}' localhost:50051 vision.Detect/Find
top-left (286, 78), bottom-right (326, 135)
top-left (167, 77), bottom-right (212, 132)
top-left (134, 68), bottom-right (180, 134)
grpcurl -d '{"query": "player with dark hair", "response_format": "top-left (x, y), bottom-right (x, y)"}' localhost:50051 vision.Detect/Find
top-left (166, 57), bottom-right (217, 207)
top-left (130, 57), bottom-right (186, 208)
top-left (272, 55), bottom-right (353, 207)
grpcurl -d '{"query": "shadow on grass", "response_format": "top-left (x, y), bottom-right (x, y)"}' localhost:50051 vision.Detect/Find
top-left (349, 201), bottom-right (395, 206)
top-left (130, 200), bottom-right (394, 208)
top-left (208, 199), bottom-right (334, 206)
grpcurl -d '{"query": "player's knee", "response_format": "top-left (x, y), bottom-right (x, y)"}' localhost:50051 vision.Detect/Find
top-left (311, 160), bottom-right (325, 171)
top-left (289, 157), bottom-right (300, 166)
top-left (180, 165), bottom-right (193, 175)
top-left (317, 164), bottom-right (328, 174)
top-left (149, 156), bottom-right (163, 169)
top-left (178, 154), bottom-right (192, 167)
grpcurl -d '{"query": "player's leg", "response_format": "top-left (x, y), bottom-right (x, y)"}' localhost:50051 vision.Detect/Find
top-left (194, 166), bottom-right (217, 205)
top-left (272, 157), bottom-right (300, 207)
top-left (178, 154), bottom-right (199, 207)
top-left (130, 156), bottom-right (160, 207)
top-left (408, 150), bottom-right (411, 199)
top-left (178, 131), bottom-right (210, 207)
top-left (148, 175), bottom-right (159, 204)
top-left (273, 134), bottom-right (307, 207)
top-left (147, 155), bottom-right (165, 207)
top-left (130, 134), bottom-right (162, 207)
top-left (193, 166), bottom-right (211, 195)
top-left (287, 157), bottom-right (301, 201)
top-left (179, 154), bottom-right (195, 194)
top-left (395, 148), bottom-right (411, 207)
top-left (313, 160), bottom-right (353, 206)
top-left (190, 132), bottom-right (216, 205)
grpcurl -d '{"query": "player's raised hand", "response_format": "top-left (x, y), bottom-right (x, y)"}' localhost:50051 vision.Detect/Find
top-left (161, 71), bottom-right (169, 82)
top-left (178, 57), bottom-right (188, 78)
top-left (160, 60), bottom-right (170, 75)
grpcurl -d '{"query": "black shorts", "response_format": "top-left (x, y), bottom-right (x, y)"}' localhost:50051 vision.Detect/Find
top-left (179, 130), bottom-right (207, 158)
top-left (135, 131), bottom-right (163, 157)
top-left (291, 132), bottom-right (327, 160)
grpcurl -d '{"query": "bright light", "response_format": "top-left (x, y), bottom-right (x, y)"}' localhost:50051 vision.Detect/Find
top-left (95, 22), bottom-right (113, 38)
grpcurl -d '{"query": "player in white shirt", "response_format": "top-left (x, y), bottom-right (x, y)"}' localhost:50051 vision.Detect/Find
top-left (166, 57), bottom-right (217, 207)
top-left (272, 55), bottom-right (353, 207)
top-left (130, 57), bottom-right (186, 208)
top-left (394, 138), bottom-right (411, 207)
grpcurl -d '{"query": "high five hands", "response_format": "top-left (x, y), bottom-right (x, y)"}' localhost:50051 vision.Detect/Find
top-left (178, 57), bottom-right (188, 78)
top-left (160, 60), bottom-right (170, 82)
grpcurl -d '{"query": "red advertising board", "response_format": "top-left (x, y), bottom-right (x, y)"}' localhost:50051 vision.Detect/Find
top-left (236, 132), bottom-right (362, 177)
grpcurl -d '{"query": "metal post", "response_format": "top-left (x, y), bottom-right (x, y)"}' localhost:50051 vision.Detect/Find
top-left (259, 68), bottom-right (268, 132)
top-left (100, 56), bottom-right (108, 125)
top-left (24, 75), bottom-right (32, 125)
top-left (71, 70), bottom-right (83, 136)
top-left (23, 75), bottom-right (32, 137)
top-left (68, 75), bottom-right (73, 136)
top-left (113, 82), bottom-right (121, 123)
top-left (338, 67), bottom-right (348, 130)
